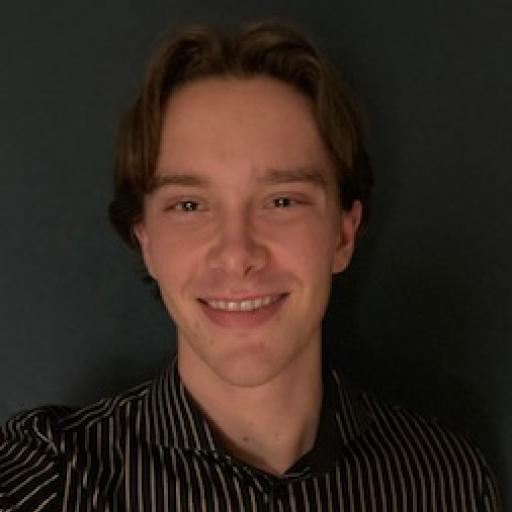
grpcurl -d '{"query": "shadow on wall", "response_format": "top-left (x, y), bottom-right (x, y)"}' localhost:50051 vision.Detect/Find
top-left (63, 350), bottom-right (174, 409)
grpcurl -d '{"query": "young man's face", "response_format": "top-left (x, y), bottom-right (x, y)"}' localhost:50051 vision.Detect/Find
top-left (135, 76), bottom-right (361, 387)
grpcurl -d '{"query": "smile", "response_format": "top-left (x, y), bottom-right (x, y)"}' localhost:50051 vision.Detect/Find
top-left (198, 294), bottom-right (288, 329)
top-left (203, 295), bottom-right (283, 312)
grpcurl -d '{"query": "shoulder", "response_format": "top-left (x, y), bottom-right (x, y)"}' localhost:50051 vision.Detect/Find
top-left (0, 381), bottom-right (151, 511)
top-left (1, 404), bottom-right (73, 456)
top-left (359, 392), bottom-right (501, 510)
top-left (0, 405), bottom-right (73, 511)
top-left (58, 379), bottom-right (151, 433)
top-left (360, 391), bottom-right (489, 469)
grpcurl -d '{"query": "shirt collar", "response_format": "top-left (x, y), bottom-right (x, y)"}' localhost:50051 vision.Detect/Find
top-left (305, 364), bottom-right (373, 475)
top-left (140, 355), bottom-right (373, 475)
top-left (139, 357), bottom-right (218, 452)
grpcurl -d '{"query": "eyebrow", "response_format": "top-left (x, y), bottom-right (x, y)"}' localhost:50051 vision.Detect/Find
top-left (257, 168), bottom-right (328, 189)
top-left (148, 173), bottom-right (209, 190)
top-left (148, 168), bottom-right (328, 192)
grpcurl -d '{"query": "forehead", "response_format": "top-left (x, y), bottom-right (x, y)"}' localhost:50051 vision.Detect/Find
top-left (156, 76), bottom-right (337, 186)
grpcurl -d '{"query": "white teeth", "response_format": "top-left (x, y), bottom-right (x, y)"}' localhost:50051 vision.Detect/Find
top-left (205, 295), bottom-right (282, 312)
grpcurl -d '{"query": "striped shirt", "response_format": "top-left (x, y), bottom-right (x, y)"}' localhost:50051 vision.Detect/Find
top-left (0, 357), bottom-right (500, 511)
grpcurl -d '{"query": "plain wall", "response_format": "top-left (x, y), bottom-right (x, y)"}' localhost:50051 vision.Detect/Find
top-left (1, 1), bottom-right (510, 506)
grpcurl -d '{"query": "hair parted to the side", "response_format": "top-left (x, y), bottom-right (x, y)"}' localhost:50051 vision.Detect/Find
top-left (109, 19), bottom-right (373, 253)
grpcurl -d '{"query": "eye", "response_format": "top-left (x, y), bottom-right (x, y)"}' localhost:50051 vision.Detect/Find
top-left (166, 200), bottom-right (201, 213)
top-left (272, 197), bottom-right (300, 208)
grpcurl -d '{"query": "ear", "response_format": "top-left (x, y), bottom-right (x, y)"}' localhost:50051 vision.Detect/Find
top-left (331, 200), bottom-right (363, 274)
top-left (132, 222), bottom-right (156, 279)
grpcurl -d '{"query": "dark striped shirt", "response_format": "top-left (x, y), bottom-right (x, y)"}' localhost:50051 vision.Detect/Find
top-left (0, 357), bottom-right (500, 511)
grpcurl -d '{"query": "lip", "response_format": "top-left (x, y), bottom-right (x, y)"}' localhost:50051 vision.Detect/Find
top-left (198, 293), bottom-right (288, 329)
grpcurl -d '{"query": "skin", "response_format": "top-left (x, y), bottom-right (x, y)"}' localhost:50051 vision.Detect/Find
top-left (134, 76), bottom-right (362, 475)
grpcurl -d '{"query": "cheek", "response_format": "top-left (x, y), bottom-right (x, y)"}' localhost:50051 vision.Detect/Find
top-left (275, 224), bottom-right (335, 280)
top-left (285, 219), bottom-right (335, 258)
top-left (146, 230), bottom-right (196, 289)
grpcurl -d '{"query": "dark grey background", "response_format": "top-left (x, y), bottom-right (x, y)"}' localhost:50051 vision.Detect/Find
top-left (1, 1), bottom-right (510, 506)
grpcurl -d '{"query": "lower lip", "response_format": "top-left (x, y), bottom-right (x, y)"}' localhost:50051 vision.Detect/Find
top-left (198, 295), bottom-right (288, 329)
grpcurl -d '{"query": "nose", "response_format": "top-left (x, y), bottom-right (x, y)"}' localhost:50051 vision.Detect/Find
top-left (206, 211), bottom-right (269, 277)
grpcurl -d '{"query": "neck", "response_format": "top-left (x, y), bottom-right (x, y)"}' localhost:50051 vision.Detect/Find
top-left (178, 343), bottom-right (323, 476)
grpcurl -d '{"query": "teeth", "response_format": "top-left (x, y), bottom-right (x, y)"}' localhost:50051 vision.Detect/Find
top-left (205, 295), bottom-right (282, 312)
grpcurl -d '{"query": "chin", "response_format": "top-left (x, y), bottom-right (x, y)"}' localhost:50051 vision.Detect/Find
top-left (206, 343), bottom-right (304, 389)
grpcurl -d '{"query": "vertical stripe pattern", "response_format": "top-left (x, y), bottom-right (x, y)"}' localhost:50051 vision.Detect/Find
top-left (0, 359), bottom-right (501, 511)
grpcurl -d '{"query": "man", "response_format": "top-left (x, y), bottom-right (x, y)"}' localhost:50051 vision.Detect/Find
top-left (0, 21), bottom-right (500, 511)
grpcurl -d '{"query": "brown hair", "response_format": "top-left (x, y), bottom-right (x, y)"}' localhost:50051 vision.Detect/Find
top-left (109, 20), bottom-right (373, 249)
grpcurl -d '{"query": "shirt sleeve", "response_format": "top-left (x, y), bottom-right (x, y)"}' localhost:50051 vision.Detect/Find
top-left (0, 407), bottom-right (67, 512)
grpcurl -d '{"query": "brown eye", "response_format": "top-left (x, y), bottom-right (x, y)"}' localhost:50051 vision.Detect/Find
top-left (273, 197), bottom-right (297, 208)
top-left (171, 200), bottom-right (200, 212)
